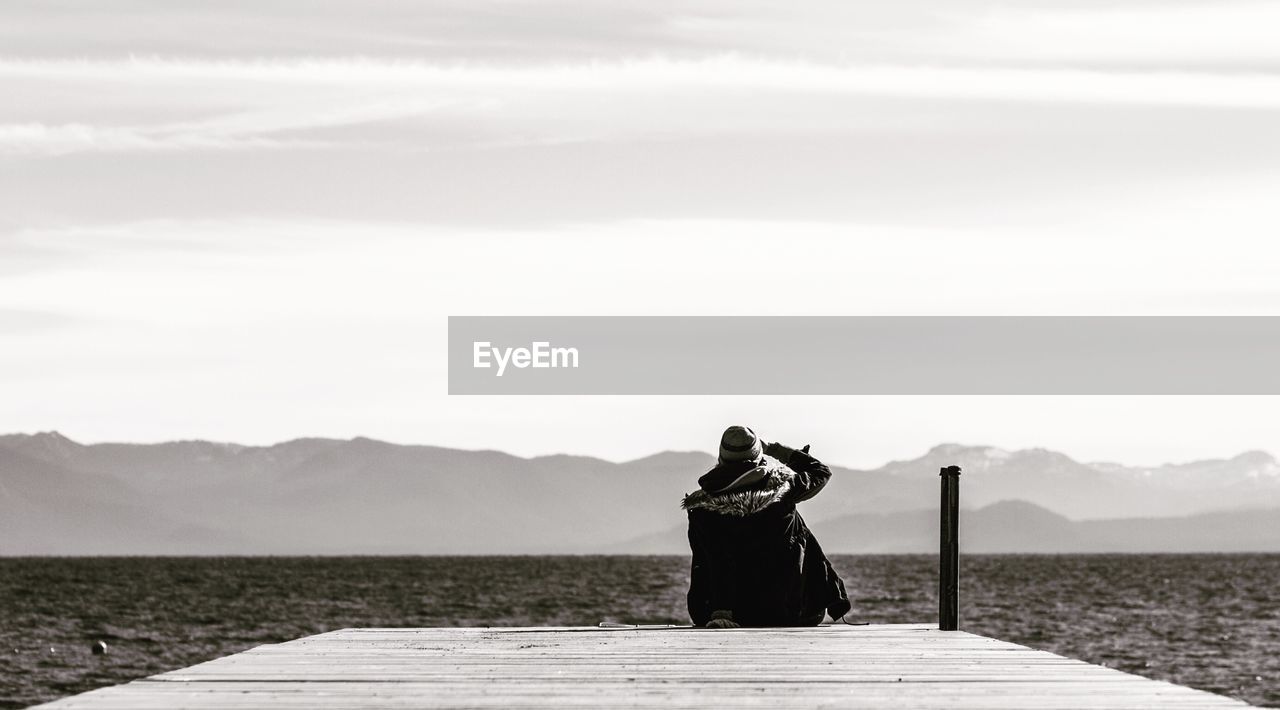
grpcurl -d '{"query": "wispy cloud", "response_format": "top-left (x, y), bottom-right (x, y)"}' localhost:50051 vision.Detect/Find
top-left (4, 0), bottom-right (1278, 69)
top-left (0, 122), bottom-right (318, 154)
top-left (6, 215), bottom-right (1280, 316)
top-left (6, 55), bottom-right (1280, 156)
top-left (0, 308), bottom-right (81, 333)
top-left (0, 86), bottom-right (484, 155)
top-left (916, 2), bottom-right (1280, 68)
top-left (7, 55), bottom-right (1280, 101)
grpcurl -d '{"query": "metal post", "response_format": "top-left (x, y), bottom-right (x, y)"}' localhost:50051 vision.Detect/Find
top-left (939, 465), bottom-right (961, 631)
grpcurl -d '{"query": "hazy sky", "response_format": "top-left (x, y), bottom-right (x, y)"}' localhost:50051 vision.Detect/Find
top-left (3, 1), bottom-right (1280, 468)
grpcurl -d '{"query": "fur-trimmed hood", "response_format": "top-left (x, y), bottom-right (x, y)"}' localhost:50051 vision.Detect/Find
top-left (681, 462), bottom-right (794, 516)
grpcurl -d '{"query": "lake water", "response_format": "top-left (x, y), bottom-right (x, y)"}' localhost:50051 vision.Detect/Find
top-left (1, 555), bottom-right (1276, 708)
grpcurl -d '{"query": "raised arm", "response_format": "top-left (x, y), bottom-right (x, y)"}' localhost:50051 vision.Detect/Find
top-left (764, 442), bottom-right (832, 504)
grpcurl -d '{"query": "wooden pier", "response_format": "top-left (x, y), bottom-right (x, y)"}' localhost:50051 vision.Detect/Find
top-left (34, 624), bottom-right (1252, 709)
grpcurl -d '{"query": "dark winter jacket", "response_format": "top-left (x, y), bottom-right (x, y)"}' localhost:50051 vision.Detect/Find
top-left (682, 448), bottom-right (851, 627)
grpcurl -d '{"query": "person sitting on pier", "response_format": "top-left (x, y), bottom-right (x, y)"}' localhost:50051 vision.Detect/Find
top-left (682, 425), bottom-right (852, 628)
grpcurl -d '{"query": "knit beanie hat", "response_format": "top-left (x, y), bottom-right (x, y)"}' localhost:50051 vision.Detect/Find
top-left (718, 425), bottom-right (763, 464)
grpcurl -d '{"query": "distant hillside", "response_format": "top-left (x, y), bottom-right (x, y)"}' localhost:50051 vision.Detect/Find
top-left (614, 501), bottom-right (1280, 554)
top-left (2, 432), bottom-right (1278, 554)
top-left (0, 432), bottom-right (709, 554)
top-left (797, 443), bottom-right (1280, 523)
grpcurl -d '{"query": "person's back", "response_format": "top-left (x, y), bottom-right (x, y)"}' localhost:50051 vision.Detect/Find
top-left (682, 426), bottom-right (851, 628)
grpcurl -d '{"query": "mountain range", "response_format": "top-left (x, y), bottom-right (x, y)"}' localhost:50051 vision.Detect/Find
top-left (1, 432), bottom-right (1277, 555)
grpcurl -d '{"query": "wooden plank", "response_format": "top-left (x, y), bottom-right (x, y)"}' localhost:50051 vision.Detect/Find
top-left (32, 624), bottom-right (1254, 709)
